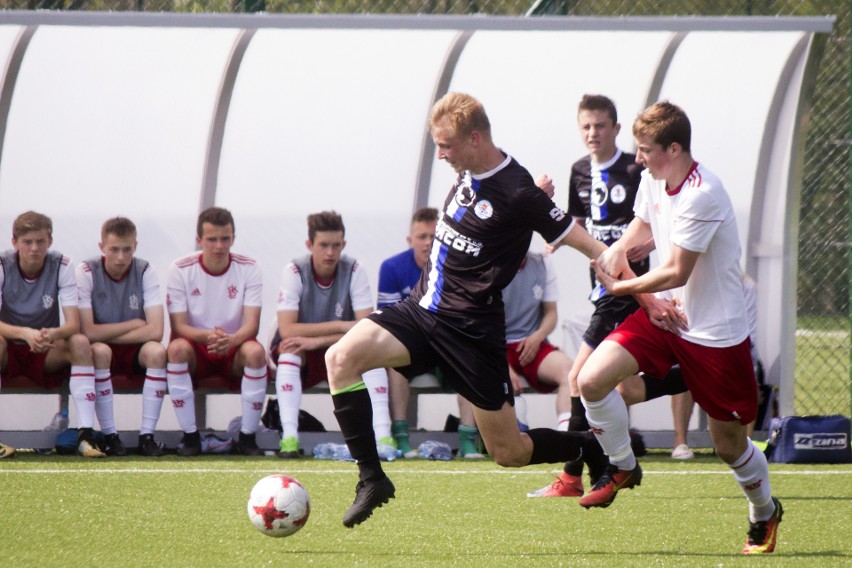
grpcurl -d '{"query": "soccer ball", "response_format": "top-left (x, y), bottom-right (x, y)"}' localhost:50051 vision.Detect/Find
top-left (247, 474), bottom-right (311, 537)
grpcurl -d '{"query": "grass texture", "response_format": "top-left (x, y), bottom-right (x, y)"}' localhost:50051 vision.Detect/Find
top-left (1, 450), bottom-right (850, 567)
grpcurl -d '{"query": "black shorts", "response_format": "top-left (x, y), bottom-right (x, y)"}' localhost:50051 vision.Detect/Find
top-left (641, 365), bottom-right (687, 401)
top-left (583, 294), bottom-right (641, 347)
top-left (368, 300), bottom-right (512, 411)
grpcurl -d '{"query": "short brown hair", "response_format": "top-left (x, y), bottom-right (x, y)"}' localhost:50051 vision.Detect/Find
top-left (101, 217), bottom-right (137, 241)
top-left (307, 210), bottom-right (345, 242)
top-left (411, 207), bottom-right (439, 224)
top-left (429, 92), bottom-right (491, 139)
top-left (633, 101), bottom-right (692, 153)
top-left (578, 94), bottom-right (618, 125)
top-left (13, 211), bottom-right (52, 240)
top-left (197, 207), bottom-right (235, 238)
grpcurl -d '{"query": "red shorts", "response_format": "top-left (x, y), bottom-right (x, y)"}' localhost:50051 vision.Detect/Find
top-left (607, 309), bottom-right (757, 424)
top-left (4, 341), bottom-right (67, 389)
top-left (188, 339), bottom-right (254, 391)
top-left (505, 339), bottom-right (558, 394)
top-left (303, 349), bottom-right (329, 389)
top-left (270, 338), bottom-right (329, 389)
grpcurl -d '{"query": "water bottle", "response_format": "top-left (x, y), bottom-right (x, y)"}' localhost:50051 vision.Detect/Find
top-left (376, 441), bottom-right (397, 462)
top-left (312, 443), bottom-right (337, 460)
top-left (44, 409), bottom-right (69, 432)
top-left (418, 440), bottom-right (452, 461)
top-left (36, 409), bottom-right (70, 454)
top-left (515, 395), bottom-right (529, 432)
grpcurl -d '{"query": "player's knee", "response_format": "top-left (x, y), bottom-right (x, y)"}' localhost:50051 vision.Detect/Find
top-left (489, 445), bottom-right (526, 467)
top-left (140, 341), bottom-right (167, 368)
top-left (167, 338), bottom-right (193, 362)
top-left (90, 342), bottom-right (113, 369)
top-left (68, 333), bottom-right (93, 360)
top-left (241, 341), bottom-right (266, 367)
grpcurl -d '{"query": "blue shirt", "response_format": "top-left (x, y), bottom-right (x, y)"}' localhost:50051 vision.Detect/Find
top-left (377, 248), bottom-right (422, 308)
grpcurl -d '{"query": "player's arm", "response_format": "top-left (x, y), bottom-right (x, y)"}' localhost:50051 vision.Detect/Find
top-left (595, 217), bottom-right (654, 279)
top-left (47, 263), bottom-right (83, 343)
top-left (277, 310), bottom-right (352, 342)
top-left (78, 307), bottom-right (147, 343)
top-left (595, 243), bottom-right (699, 296)
top-left (49, 305), bottom-right (82, 342)
top-left (169, 311), bottom-right (212, 344)
top-left (92, 305), bottom-right (164, 345)
top-left (556, 222), bottom-right (608, 260)
top-left (516, 301), bottom-right (557, 367)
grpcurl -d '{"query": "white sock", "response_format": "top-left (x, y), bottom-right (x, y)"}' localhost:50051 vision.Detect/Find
top-left (275, 353), bottom-right (302, 441)
top-left (167, 362), bottom-right (197, 433)
top-left (556, 411), bottom-right (572, 432)
top-left (140, 368), bottom-right (167, 435)
top-left (69, 366), bottom-right (97, 429)
top-left (362, 367), bottom-right (392, 441)
top-left (730, 438), bottom-right (775, 522)
top-left (94, 369), bottom-right (116, 435)
top-left (582, 390), bottom-right (635, 470)
top-left (240, 366), bottom-right (268, 435)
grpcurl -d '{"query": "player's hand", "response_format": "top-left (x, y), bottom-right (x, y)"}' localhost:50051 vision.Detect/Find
top-left (25, 328), bottom-right (54, 353)
top-left (279, 336), bottom-right (321, 355)
top-left (535, 174), bottom-right (555, 199)
top-left (592, 259), bottom-right (623, 296)
top-left (640, 296), bottom-right (688, 336)
top-left (507, 365), bottom-right (524, 396)
top-left (516, 334), bottom-right (543, 367)
top-left (595, 247), bottom-right (628, 282)
top-left (207, 327), bottom-right (231, 355)
top-left (626, 238), bottom-right (655, 263)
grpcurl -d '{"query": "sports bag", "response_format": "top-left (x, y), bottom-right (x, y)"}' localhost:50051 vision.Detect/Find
top-left (766, 415), bottom-right (851, 464)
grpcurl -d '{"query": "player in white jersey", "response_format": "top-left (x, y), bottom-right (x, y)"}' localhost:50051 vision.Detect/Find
top-left (272, 210), bottom-right (392, 458)
top-left (76, 217), bottom-right (167, 457)
top-left (166, 207), bottom-right (267, 457)
top-left (0, 211), bottom-right (104, 458)
top-left (579, 102), bottom-right (782, 554)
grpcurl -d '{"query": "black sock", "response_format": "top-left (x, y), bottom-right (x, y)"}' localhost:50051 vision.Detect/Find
top-left (332, 387), bottom-right (385, 483)
top-left (527, 428), bottom-right (585, 465)
top-left (568, 396), bottom-right (589, 431)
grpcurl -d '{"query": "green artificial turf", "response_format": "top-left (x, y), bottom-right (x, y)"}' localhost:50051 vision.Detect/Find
top-left (1, 450), bottom-right (850, 567)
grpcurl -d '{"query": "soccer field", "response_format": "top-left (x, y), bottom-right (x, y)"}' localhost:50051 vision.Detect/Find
top-left (1, 451), bottom-right (850, 567)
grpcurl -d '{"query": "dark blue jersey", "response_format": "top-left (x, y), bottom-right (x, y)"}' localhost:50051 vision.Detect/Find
top-left (410, 154), bottom-right (573, 323)
top-left (568, 149), bottom-right (648, 292)
top-left (377, 248), bottom-right (422, 308)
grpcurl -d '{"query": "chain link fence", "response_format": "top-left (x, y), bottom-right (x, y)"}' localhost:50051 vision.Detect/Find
top-left (1, 0), bottom-right (849, 416)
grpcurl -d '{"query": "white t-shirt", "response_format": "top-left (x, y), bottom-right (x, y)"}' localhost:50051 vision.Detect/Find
top-left (277, 260), bottom-right (373, 313)
top-left (167, 252), bottom-right (263, 334)
top-left (634, 162), bottom-right (749, 347)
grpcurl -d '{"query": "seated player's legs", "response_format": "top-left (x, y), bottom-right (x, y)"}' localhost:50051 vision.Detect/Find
top-left (272, 340), bottom-right (308, 458)
top-left (0, 337), bottom-right (13, 458)
top-left (232, 339), bottom-right (268, 455)
top-left (135, 341), bottom-right (168, 457)
top-left (166, 338), bottom-right (201, 455)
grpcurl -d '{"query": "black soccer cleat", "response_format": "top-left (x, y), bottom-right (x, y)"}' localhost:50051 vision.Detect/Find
top-left (342, 477), bottom-right (395, 528)
top-left (582, 431), bottom-right (609, 486)
top-left (138, 433), bottom-right (164, 457)
top-left (235, 432), bottom-right (264, 456)
top-left (177, 431), bottom-right (202, 457)
top-left (102, 433), bottom-right (128, 457)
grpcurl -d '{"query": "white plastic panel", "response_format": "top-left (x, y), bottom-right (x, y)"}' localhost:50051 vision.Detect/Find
top-left (657, 31), bottom-right (806, 261)
top-left (432, 30), bottom-right (676, 335)
top-left (0, 25), bottom-right (240, 290)
top-left (217, 28), bottom-right (458, 337)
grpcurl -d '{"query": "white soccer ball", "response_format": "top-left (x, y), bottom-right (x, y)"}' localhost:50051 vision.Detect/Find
top-left (247, 474), bottom-right (311, 537)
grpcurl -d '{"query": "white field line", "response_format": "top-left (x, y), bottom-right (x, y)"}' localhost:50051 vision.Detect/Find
top-left (0, 468), bottom-right (850, 475)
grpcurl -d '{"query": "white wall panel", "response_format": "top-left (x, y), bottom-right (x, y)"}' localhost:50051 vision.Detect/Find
top-left (0, 25), bottom-right (240, 295)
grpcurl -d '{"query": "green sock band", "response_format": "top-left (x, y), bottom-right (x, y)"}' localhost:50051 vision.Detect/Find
top-left (392, 420), bottom-right (409, 436)
top-left (330, 380), bottom-right (366, 396)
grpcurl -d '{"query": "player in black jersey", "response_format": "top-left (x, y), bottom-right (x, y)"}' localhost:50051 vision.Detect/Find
top-left (325, 92), bottom-right (610, 528)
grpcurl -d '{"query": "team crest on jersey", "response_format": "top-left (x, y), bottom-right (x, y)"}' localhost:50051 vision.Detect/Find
top-left (335, 302), bottom-right (344, 319)
top-left (474, 199), bottom-right (493, 220)
top-left (532, 284), bottom-right (543, 301)
top-left (128, 294), bottom-right (139, 311)
top-left (611, 184), bottom-right (627, 204)
top-left (591, 180), bottom-right (608, 207)
top-left (41, 294), bottom-right (54, 310)
top-left (454, 173), bottom-right (476, 207)
top-left (227, 285), bottom-right (238, 299)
